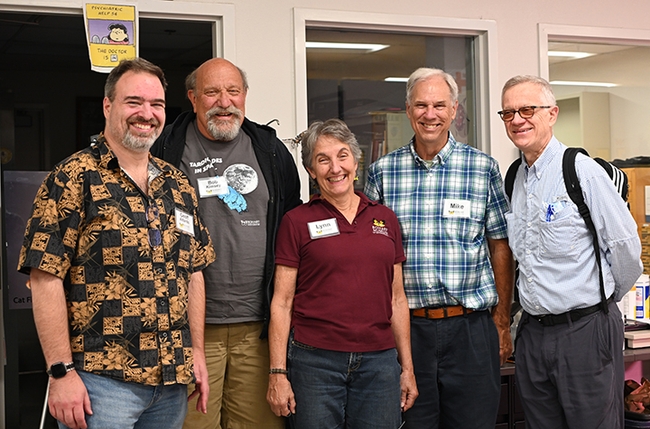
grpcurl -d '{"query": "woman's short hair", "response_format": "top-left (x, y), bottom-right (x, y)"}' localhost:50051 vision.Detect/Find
top-left (301, 118), bottom-right (362, 174)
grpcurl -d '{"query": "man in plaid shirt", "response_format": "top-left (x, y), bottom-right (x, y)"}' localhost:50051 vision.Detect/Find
top-left (365, 67), bottom-right (514, 429)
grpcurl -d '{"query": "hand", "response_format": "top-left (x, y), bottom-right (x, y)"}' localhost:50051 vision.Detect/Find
top-left (188, 351), bottom-right (209, 413)
top-left (48, 372), bottom-right (92, 429)
top-left (399, 369), bottom-right (418, 412)
top-left (266, 374), bottom-right (296, 417)
top-left (497, 326), bottom-right (513, 365)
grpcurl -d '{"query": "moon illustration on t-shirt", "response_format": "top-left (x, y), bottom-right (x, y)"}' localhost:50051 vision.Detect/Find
top-left (224, 163), bottom-right (259, 195)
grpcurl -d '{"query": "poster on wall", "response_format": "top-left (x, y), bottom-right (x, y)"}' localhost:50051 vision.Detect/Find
top-left (83, 2), bottom-right (138, 73)
top-left (4, 171), bottom-right (48, 310)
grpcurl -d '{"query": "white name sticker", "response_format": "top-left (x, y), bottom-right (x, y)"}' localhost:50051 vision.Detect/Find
top-left (175, 208), bottom-right (195, 236)
top-left (197, 176), bottom-right (228, 198)
top-left (442, 199), bottom-right (471, 218)
top-left (307, 218), bottom-right (340, 239)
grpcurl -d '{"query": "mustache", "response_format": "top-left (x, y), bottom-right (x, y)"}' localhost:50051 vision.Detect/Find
top-left (128, 116), bottom-right (161, 128)
top-left (206, 105), bottom-right (243, 119)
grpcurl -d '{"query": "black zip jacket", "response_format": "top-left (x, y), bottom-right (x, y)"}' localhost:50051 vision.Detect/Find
top-left (150, 111), bottom-right (302, 337)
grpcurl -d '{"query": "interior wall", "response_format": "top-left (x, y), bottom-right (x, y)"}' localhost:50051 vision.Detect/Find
top-left (174, 0), bottom-right (650, 170)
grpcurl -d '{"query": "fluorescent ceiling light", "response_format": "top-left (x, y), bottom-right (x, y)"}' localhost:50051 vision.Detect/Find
top-left (306, 42), bottom-right (389, 52)
top-left (384, 77), bottom-right (409, 82)
top-left (548, 51), bottom-right (595, 59)
top-left (550, 80), bottom-right (618, 88)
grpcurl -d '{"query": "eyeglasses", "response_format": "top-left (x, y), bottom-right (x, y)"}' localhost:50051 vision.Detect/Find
top-left (146, 202), bottom-right (162, 247)
top-left (497, 105), bottom-right (552, 122)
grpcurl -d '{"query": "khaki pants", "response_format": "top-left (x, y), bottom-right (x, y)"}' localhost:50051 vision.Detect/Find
top-left (183, 322), bottom-right (285, 429)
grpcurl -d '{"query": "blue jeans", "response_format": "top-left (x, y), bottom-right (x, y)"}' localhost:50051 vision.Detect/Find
top-left (58, 371), bottom-right (188, 429)
top-left (287, 338), bottom-right (402, 429)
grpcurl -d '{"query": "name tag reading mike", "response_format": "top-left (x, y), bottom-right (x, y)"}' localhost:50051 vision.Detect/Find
top-left (442, 199), bottom-right (471, 218)
top-left (307, 218), bottom-right (340, 239)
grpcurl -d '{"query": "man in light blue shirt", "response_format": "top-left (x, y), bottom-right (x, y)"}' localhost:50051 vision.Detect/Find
top-left (500, 75), bottom-right (643, 429)
top-left (365, 67), bottom-right (514, 429)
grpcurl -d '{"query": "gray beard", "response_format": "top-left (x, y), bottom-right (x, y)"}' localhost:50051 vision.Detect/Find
top-left (122, 131), bottom-right (156, 152)
top-left (206, 117), bottom-right (241, 141)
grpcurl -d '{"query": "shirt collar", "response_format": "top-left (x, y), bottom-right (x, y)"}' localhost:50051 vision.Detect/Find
top-left (307, 191), bottom-right (375, 209)
top-left (93, 133), bottom-right (165, 179)
top-left (528, 136), bottom-right (561, 179)
top-left (408, 132), bottom-right (457, 169)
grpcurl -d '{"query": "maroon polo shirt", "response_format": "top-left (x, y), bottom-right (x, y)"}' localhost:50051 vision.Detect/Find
top-left (275, 192), bottom-right (405, 352)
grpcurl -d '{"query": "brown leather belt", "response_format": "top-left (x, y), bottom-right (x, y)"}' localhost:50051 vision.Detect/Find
top-left (411, 305), bottom-right (473, 319)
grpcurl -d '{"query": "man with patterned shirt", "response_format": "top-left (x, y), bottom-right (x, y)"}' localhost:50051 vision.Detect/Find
top-left (365, 67), bottom-right (514, 429)
top-left (18, 58), bottom-right (215, 429)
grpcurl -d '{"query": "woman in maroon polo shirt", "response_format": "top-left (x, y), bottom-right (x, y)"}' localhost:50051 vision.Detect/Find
top-left (266, 118), bottom-right (418, 429)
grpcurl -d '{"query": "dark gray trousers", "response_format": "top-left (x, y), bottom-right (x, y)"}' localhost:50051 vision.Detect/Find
top-left (515, 300), bottom-right (624, 429)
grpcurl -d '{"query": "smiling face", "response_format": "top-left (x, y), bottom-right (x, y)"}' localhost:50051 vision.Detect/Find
top-left (501, 82), bottom-right (558, 165)
top-left (307, 135), bottom-right (358, 201)
top-left (109, 27), bottom-right (127, 42)
top-left (406, 75), bottom-right (458, 157)
top-left (189, 58), bottom-right (247, 142)
top-left (103, 70), bottom-right (165, 153)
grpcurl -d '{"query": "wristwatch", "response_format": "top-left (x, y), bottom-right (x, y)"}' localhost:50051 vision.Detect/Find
top-left (46, 362), bottom-right (75, 379)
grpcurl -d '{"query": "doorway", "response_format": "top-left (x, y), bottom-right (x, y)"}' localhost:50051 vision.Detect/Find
top-left (0, 9), bottom-right (214, 428)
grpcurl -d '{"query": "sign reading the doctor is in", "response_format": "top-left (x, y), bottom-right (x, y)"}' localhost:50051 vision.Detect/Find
top-left (83, 2), bottom-right (138, 73)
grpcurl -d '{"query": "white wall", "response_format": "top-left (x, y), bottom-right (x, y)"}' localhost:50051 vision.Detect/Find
top-left (4, 0), bottom-right (649, 168)
top-left (183, 0), bottom-right (650, 170)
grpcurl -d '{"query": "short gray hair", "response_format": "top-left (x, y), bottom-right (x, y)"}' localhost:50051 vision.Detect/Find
top-left (406, 67), bottom-right (458, 105)
top-left (501, 75), bottom-right (556, 106)
top-left (301, 119), bottom-right (362, 173)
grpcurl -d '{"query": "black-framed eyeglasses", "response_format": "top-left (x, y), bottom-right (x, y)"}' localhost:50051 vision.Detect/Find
top-left (497, 105), bottom-right (552, 122)
top-left (146, 202), bottom-right (162, 247)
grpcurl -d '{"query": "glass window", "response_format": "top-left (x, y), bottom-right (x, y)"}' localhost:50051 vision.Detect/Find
top-left (548, 40), bottom-right (650, 162)
top-left (306, 28), bottom-right (476, 189)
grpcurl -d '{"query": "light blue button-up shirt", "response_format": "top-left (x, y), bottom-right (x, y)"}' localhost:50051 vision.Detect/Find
top-left (506, 137), bottom-right (642, 315)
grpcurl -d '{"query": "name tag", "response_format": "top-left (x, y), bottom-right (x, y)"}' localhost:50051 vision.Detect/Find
top-left (442, 199), bottom-right (471, 218)
top-left (307, 218), bottom-right (340, 239)
top-left (175, 208), bottom-right (195, 236)
top-left (197, 176), bottom-right (228, 198)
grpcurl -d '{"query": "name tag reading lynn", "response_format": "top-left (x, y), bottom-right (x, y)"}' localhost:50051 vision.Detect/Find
top-left (307, 218), bottom-right (340, 239)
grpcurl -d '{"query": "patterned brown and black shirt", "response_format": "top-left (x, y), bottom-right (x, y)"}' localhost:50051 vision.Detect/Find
top-left (18, 136), bottom-right (216, 386)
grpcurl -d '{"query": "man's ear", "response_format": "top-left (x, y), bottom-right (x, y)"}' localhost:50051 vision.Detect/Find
top-left (188, 90), bottom-right (198, 113)
top-left (103, 96), bottom-right (111, 119)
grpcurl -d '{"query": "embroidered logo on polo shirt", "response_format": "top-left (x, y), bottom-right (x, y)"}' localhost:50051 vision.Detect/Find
top-left (372, 218), bottom-right (388, 236)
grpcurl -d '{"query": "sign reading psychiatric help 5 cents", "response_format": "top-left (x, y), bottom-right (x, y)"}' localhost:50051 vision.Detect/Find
top-left (83, 3), bottom-right (138, 73)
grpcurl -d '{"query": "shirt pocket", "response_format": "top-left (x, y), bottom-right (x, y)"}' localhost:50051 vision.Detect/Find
top-left (537, 204), bottom-right (579, 260)
top-left (443, 217), bottom-right (484, 250)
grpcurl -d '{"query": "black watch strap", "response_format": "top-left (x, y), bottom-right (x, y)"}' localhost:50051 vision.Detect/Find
top-left (47, 361), bottom-right (75, 379)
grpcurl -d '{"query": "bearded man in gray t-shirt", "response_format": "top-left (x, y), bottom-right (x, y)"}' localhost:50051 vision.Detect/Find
top-left (151, 58), bottom-right (302, 429)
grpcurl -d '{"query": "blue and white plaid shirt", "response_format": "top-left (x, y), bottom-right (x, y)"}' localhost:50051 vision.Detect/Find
top-left (365, 134), bottom-right (509, 310)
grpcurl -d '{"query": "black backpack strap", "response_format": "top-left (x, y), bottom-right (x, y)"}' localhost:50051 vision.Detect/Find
top-left (504, 157), bottom-right (522, 202)
top-left (562, 147), bottom-right (608, 314)
top-left (504, 157), bottom-right (523, 311)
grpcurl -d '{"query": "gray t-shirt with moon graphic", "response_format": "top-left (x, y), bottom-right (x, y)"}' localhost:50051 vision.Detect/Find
top-left (181, 120), bottom-right (269, 324)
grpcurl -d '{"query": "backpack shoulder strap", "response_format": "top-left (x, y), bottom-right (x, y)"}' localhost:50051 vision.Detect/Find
top-left (562, 147), bottom-right (608, 313)
top-left (562, 147), bottom-right (590, 212)
top-left (504, 157), bottom-right (522, 202)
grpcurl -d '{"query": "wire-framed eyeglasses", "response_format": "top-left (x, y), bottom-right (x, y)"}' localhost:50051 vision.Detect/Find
top-left (497, 105), bottom-right (552, 122)
top-left (146, 202), bottom-right (162, 247)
